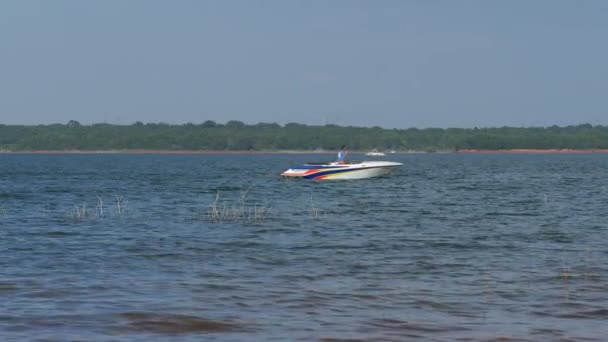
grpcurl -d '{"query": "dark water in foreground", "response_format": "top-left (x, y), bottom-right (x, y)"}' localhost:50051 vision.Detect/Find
top-left (1, 153), bottom-right (607, 341)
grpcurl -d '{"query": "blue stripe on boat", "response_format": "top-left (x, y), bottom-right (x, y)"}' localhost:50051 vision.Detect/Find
top-left (288, 165), bottom-right (346, 170)
top-left (303, 166), bottom-right (386, 179)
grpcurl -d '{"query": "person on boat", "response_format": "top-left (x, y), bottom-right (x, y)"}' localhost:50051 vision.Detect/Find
top-left (337, 145), bottom-right (349, 164)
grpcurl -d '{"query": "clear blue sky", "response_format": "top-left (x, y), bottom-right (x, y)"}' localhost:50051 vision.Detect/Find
top-left (1, 0), bottom-right (607, 128)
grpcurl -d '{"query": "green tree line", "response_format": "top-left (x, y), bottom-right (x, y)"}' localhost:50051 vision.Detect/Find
top-left (1, 121), bottom-right (608, 151)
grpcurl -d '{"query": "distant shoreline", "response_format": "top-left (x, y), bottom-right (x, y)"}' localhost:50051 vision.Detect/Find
top-left (455, 149), bottom-right (608, 154)
top-left (0, 149), bottom-right (335, 154)
top-left (2, 149), bottom-right (608, 154)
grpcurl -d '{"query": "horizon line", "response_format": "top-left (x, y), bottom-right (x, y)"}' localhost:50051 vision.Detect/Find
top-left (0, 121), bottom-right (603, 130)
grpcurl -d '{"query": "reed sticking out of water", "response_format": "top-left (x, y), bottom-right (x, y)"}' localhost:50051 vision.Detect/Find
top-left (66, 194), bottom-right (127, 223)
top-left (208, 189), bottom-right (268, 224)
top-left (116, 195), bottom-right (124, 215)
top-left (308, 195), bottom-right (324, 219)
top-left (69, 202), bottom-right (88, 223)
top-left (96, 194), bottom-right (104, 219)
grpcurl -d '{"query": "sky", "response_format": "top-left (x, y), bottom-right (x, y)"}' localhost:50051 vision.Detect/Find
top-left (1, 0), bottom-right (607, 128)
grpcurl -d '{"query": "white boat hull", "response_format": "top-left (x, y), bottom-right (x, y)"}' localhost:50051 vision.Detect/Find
top-left (281, 161), bottom-right (402, 180)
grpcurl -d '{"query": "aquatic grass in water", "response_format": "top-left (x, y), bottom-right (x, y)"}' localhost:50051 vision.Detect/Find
top-left (205, 187), bottom-right (333, 223)
top-left (207, 188), bottom-right (269, 224)
top-left (68, 202), bottom-right (88, 223)
top-left (65, 194), bottom-right (129, 223)
top-left (308, 195), bottom-right (325, 219)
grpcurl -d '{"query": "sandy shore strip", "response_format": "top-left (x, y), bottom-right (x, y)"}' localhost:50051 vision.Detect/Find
top-left (2, 149), bottom-right (608, 154)
top-left (455, 149), bottom-right (608, 154)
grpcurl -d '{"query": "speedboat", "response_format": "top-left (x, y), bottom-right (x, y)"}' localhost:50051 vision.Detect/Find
top-left (281, 161), bottom-right (402, 180)
top-left (365, 149), bottom-right (386, 156)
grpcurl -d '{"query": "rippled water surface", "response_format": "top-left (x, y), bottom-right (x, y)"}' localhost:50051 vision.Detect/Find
top-left (1, 153), bottom-right (608, 341)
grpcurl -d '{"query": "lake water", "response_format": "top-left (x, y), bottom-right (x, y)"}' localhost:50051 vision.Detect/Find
top-left (1, 153), bottom-right (607, 341)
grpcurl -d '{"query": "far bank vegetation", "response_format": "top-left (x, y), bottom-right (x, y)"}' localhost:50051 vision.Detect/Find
top-left (1, 121), bottom-right (607, 151)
